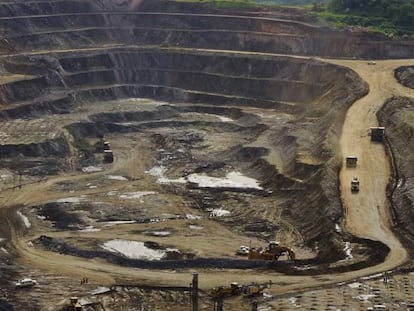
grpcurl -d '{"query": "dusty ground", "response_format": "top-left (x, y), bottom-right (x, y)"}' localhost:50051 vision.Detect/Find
top-left (0, 58), bottom-right (412, 311)
top-left (0, 1), bottom-right (414, 311)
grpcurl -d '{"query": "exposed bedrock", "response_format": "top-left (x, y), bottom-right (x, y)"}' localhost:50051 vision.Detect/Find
top-left (0, 0), bottom-right (383, 265)
top-left (0, 134), bottom-right (69, 158)
top-left (0, 76), bottom-right (48, 104)
top-left (395, 66), bottom-right (414, 89)
top-left (0, 48), bottom-right (369, 261)
top-left (379, 96), bottom-right (414, 245)
top-left (0, 50), bottom-right (363, 108)
top-left (0, 0), bottom-right (413, 58)
top-left (59, 51), bottom-right (341, 103)
top-left (0, 96), bottom-right (73, 120)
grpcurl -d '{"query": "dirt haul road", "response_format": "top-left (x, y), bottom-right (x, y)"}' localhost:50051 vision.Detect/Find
top-left (3, 56), bottom-right (414, 300)
top-left (330, 59), bottom-right (414, 273)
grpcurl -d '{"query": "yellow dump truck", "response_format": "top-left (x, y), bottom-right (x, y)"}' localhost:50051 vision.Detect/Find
top-left (210, 282), bottom-right (242, 298)
top-left (248, 242), bottom-right (295, 261)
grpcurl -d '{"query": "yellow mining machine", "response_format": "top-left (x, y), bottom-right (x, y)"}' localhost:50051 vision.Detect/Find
top-left (210, 282), bottom-right (242, 298)
top-left (210, 281), bottom-right (272, 301)
top-left (62, 297), bottom-right (82, 311)
top-left (248, 241), bottom-right (295, 261)
top-left (242, 281), bottom-right (272, 297)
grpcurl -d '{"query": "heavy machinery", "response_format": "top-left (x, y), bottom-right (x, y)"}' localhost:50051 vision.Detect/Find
top-left (369, 127), bottom-right (385, 142)
top-left (103, 149), bottom-right (114, 163)
top-left (15, 278), bottom-right (37, 289)
top-left (103, 141), bottom-right (111, 150)
top-left (210, 281), bottom-right (272, 301)
top-left (62, 297), bottom-right (82, 311)
top-left (248, 242), bottom-right (295, 261)
top-left (210, 282), bottom-right (242, 298)
top-left (235, 245), bottom-right (250, 256)
top-left (351, 177), bottom-right (360, 192)
top-left (243, 281), bottom-right (272, 297)
top-left (94, 137), bottom-right (113, 163)
top-left (345, 156), bottom-right (358, 167)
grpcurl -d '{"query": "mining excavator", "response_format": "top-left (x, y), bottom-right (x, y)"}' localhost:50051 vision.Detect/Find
top-left (248, 241), bottom-right (295, 261)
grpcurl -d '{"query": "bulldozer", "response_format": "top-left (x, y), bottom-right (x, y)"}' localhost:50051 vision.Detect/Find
top-left (62, 297), bottom-right (82, 311)
top-left (248, 242), bottom-right (295, 261)
top-left (210, 282), bottom-right (242, 298)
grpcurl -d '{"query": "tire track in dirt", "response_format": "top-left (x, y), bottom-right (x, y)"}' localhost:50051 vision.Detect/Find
top-left (2, 53), bottom-right (414, 298)
top-left (326, 59), bottom-right (414, 273)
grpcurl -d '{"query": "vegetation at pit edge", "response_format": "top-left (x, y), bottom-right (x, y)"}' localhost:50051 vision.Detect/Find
top-left (175, 0), bottom-right (326, 8)
top-left (176, 0), bottom-right (414, 37)
top-left (176, 0), bottom-right (257, 8)
top-left (310, 0), bottom-right (414, 37)
top-left (254, 0), bottom-right (329, 5)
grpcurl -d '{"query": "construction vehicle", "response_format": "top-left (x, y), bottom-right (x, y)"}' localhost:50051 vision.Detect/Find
top-left (94, 137), bottom-right (111, 151)
top-left (351, 177), bottom-right (360, 192)
top-left (235, 245), bottom-right (250, 256)
top-left (210, 281), bottom-right (271, 301)
top-left (103, 141), bottom-right (111, 150)
top-left (243, 281), bottom-right (271, 297)
top-left (248, 241), bottom-right (295, 261)
top-left (62, 297), bottom-right (82, 311)
top-left (345, 156), bottom-right (358, 167)
top-left (15, 278), bottom-right (37, 289)
top-left (103, 150), bottom-right (114, 163)
top-left (210, 282), bottom-right (242, 298)
top-left (369, 127), bottom-right (385, 142)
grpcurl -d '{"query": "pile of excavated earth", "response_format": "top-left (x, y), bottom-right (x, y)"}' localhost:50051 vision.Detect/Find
top-left (0, 0), bottom-right (413, 310)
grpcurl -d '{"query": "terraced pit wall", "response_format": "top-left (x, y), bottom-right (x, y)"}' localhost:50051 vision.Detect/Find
top-left (5, 0), bottom-right (411, 261)
top-left (0, 47), bottom-right (369, 259)
top-left (1, 0), bottom-right (414, 59)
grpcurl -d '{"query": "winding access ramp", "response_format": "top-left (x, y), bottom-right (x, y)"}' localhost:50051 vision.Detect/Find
top-left (330, 59), bottom-right (414, 272)
top-left (2, 51), bottom-right (413, 296)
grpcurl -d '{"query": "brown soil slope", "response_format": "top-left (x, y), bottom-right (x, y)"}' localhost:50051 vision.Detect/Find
top-left (379, 66), bottom-right (414, 246)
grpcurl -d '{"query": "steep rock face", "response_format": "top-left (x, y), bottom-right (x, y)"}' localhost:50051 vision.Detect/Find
top-left (0, 135), bottom-right (69, 158)
top-left (0, 0), bottom-right (413, 58)
top-left (58, 51), bottom-right (351, 104)
top-left (0, 0), bottom-right (371, 262)
top-left (0, 77), bottom-right (48, 104)
top-left (395, 66), bottom-right (414, 89)
top-left (379, 97), bottom-right (414, 241)
top-left (0, 48), bottom-right (368, 256)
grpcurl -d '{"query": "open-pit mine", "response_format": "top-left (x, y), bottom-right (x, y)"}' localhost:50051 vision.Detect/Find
top-left (0, 0), bottom-right (414, 310)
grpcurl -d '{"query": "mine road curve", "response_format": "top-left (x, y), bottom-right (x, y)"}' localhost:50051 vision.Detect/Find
top-left (328, 59), bottom-right (414, 273)
top-left (3, 51), bottom-right (414, 296)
